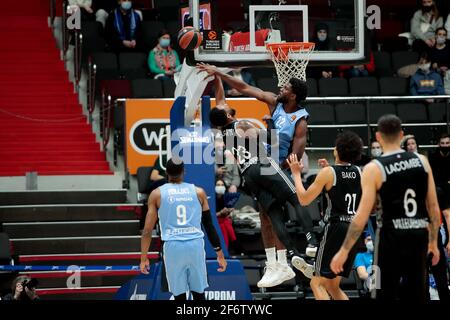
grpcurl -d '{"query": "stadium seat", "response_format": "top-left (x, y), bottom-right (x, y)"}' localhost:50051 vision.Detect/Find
top-left (100, 80), bottom-right (132, 100)
top-left (379, 77), bottom-right (409, 96)
top-left (349, 77), bottom-right (379, 96)
top-left (119, 52), bottom-right (149, 80)
top-left (257, 77), bottom-right (279, 93)
top-left (396, 103), bottom-right (428, 122)
top-left (307, 127), bottom-right (338, 148)
top-left (428, 102), bottom-right (448, 123)
top-left (92, 52), bottom-right (120, 80)
top-left (335, 103), bottom-right (366, 124)
top-left (142, 21), bottom-right (166, 49)
top-left (162, 78), bottom-right (176, 98)
top-left (131, 79), bottom-right (164, 98)
top-left (373, 51), bottom-right (393, 77)
top-left (247, 67), bottom-right (276, 83)
top-left (80, 21), bottom-right (105, 66)
top-left (165, 20), bottom-right (181, 38)
top-left (391, 51), bottom-right (419, 74)
top-left (306, 103), bottom-right (335, 124)
top-left (318, 78), bottom-right (348, 96)
top-left (368, 103), bottom-right (397, 124)
top-left (306, 78), bottom-right (318, 97)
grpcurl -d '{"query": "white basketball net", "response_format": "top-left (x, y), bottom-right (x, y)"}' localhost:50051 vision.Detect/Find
top-left (267, 42), bottom-right (315, 87)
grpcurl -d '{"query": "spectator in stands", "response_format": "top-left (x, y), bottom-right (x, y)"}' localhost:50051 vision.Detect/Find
top-left (338, 51), bottom-right (375, 78)
top-left (215, 179), bottom-right (237, 249)
top-left (410, 53), bottom-right (445, 99)
top-left (429, 133), bottom-right (450, 205)
top-left (105, 0), bottom-right (143, 53)
top-left (149, 155), bottom-right (168, 194)
top-left (94, 0), bottom-right (142, 28)
top-left (370, 140), bottom-right (383, 158)
top-left (411, 0), bottom-right (443, 53)
top-left (429, 28), bottom-right (450, 76)
top-left (354, 233), bottom-right (374, 282)
top-left (401, 134), bottom-right (419, 153)
top-left (148, 30), bottom-right (181, 80)
top-left (308, 23), bottom-right (336, 79)
top-left (224, 68), bottom-right (255, 97)
top-left (2, 276), bottom-right (39, 300)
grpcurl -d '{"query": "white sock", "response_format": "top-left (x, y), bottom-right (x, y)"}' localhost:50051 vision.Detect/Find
top-left (277, 249), bottom-right (288, 265)
top-left (265, 247), bottom-right (277, 264)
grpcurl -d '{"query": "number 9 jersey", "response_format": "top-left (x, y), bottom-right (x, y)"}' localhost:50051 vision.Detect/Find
top-left (373, 151), bottom-right (429, 230)
top-left (158, 183), bottom-right (204, 241)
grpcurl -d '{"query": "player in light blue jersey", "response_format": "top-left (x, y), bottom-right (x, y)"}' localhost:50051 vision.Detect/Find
top-left (140, 158), bottom-right (227, 300)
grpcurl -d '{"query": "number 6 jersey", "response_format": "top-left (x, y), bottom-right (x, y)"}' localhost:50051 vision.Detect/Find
top-left (158, 183), bottom-right (204, 241)
top-left (373, 151), bottom-right (429, 230)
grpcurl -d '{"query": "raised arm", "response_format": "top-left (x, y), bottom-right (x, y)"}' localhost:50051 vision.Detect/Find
top-left (287, 153), bottom-right (333, 206)
top-left (197, 63), bottom-right (277, 111)
top-left (281, 118), bottom-right (307, 169)
top-left (213, 76), bottom-right (227, 107)
top-left (330, 162), bottom-right (380, 274)
top-left (140, 188), bottom-right (160, 274)
top-left (420, 154), bottom-right (441, 266)
top-left (196, 187), bottom-right (227, 272)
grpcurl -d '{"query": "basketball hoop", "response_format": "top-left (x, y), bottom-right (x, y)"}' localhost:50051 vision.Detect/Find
top-left (266, 42), bottom-right (315, 87)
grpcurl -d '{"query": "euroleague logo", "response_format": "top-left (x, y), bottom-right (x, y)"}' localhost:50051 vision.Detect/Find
top-left (129, 119), bottom-right (169, 155)
top-left (207, 31), bottom-right (217, 40)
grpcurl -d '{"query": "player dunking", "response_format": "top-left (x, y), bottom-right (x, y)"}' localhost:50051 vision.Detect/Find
top-left (331, 115), bottom-right (441, 300)
top-left (200, 63), bottom-right (318, 287)
top-left (140, 159), bottom-right (227, 300)
top-left (288, 131), bottom-right (363, 300)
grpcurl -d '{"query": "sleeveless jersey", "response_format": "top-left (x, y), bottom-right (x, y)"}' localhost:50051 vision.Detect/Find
top-left (373, 151), bottom-right (429, 230)
top-left (270, 103), bottom-right (309, 163)
top-left (221, 121), bottom-right (269, 173)
top-left (324, 164), bottom-right (362, 223)
top-left (158, 182), bottom-right (204, 241)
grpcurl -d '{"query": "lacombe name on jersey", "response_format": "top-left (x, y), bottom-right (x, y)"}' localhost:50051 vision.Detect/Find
top-left (384, 157), bottom-right (423, 175)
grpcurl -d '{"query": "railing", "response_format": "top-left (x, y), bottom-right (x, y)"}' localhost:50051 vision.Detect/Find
top-left (49, 0), bottom-right (56, 27)
top-left (305, 95), bottom-right (450, 152)
top-left (74, 32), bottom-right (82, 91)
top-left (61, 0), bottom-right (69, 60)
top-left (87, 59), bottom-right (97, 123)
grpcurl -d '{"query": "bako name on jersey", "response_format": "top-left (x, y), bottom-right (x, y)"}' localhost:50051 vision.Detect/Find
top-left (384, 157), bottom-right (422, 175)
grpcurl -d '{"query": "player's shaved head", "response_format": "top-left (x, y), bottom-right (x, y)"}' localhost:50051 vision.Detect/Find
top-left (377, 114), bottom-right (403, 144)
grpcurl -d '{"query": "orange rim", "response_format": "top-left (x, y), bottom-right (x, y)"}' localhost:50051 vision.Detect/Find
top-left (266, 42), bottom-right (315, 58)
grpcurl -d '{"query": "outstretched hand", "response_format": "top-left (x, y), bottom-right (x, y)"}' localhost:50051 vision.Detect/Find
top-left (287, 154), bottom-right (303, 175)
top-left (197, 62), bottom-right (219, 78)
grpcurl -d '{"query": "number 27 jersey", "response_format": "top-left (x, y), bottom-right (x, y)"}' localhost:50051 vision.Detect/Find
top-left (373, 151), bottom-right (429, 230)
top-left (158, 183), bottom-right (204, 241)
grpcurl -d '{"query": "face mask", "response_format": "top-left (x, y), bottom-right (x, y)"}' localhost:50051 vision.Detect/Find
top-left (422, 5), bottom-right (432, 12)
top-left (419, 63), bottom-right (431, 72)
top-left (121, 1), bottom-right (132, 11)
top-left (439, 146), bottom-right (450, 155)
top-left (318, 34), bottom-right (327, 42)
top-left (366, 240), bottom-right (374, 252)
top-left (215, 186), bottom-right (226, 195)
top-left (371, 149), bottom-right (382, 158)
top-left (437, 36), bottom-right (446, 45)
top-left (159, 38), bottom-right (170, 48)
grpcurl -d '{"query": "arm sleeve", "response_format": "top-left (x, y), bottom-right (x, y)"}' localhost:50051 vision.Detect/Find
top-left (353, 253), bottom-right (363, 268)
top-left (148, 50), bottom-right (165, 75)
top-left (411, 11), bottom-right (426, 41)
top-left (410, 76), bottom-right (418, 96)
top-left (436, 75), bottom-right (445, 95)
top-left (201, 210), bottom-right (221, 250)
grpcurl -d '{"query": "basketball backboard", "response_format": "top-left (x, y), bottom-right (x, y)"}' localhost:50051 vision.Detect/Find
top-left (186, 0), bottom-right (368, 67)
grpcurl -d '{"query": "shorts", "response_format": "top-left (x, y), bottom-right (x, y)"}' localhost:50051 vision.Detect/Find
top-left (315, 222), bottom-right (358, 279)
top-left (242, 160), bottom-right (296, 211)
top-left (374, 228), bottom-right (428, 300)
top-left (163, 238), bottom-right (208, 296)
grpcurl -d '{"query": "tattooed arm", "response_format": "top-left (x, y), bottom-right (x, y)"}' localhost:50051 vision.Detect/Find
top-left (330, 162), bottom-right (380, 274)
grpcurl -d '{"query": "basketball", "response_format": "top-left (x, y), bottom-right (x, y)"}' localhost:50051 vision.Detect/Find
top-left (177, 26), bottom-right (203, 50)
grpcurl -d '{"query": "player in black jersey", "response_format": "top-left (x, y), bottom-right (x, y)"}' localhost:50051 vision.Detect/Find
top-left (288, 131), bottom-right (363, 300)
top-left (331, 115), bottom-right (441, 300)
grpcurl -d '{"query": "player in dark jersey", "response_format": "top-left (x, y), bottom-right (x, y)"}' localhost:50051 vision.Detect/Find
top-left (331, 114), bottom-right (441, 300)
top-left (288, 131), bottom-right (363, 300)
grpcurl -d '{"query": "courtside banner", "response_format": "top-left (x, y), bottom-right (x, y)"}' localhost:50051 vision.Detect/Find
top-left (125, 98), bottom-right (268, 175)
